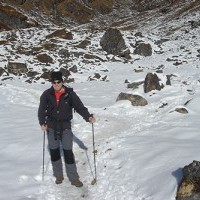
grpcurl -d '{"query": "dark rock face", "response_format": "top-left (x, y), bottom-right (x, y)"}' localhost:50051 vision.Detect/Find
top-left (0, 4), bottom-right (37, 31)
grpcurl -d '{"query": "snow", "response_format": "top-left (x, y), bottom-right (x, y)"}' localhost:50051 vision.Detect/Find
top-left (1, 7), bottom-right (200, 200)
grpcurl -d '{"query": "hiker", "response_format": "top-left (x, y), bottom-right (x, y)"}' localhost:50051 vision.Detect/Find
top-left (38, 71), bottom-right (96, 187)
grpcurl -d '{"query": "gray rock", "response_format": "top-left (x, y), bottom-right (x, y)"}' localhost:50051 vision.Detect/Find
top-left (177, 161), bottom-right (200, 200)
top-left (100, 28), bottom-right (130, 58)
top-left (144, 73), bottom-right (163, 93)
top-left (7, 62), bottom-right (28, 75)
top-left (134, 43), bottom-right (152, 57)
top-left (116, 92), bottom-right (148, 106)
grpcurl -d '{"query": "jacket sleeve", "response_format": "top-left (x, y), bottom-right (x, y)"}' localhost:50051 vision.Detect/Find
top-left (71, 91), bottom-right (92, 122)
top-left (38, 91), bottom-right (48, 126)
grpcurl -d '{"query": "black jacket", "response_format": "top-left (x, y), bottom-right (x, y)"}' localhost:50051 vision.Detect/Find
top-left (38, 86), bottom-right (92, 130)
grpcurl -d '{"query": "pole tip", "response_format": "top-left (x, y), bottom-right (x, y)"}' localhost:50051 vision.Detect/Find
top-left (91, 178), bottom-right (97, 185)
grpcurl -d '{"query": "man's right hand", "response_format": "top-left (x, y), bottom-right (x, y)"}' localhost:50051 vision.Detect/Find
top-left (41, 124), bottom-right (48, 131)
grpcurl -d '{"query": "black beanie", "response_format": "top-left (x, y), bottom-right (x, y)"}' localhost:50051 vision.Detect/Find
top-left (50, 71), bottom-right (63, 82)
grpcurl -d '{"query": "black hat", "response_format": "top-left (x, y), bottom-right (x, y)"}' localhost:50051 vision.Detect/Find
top-left (50, 71), bottom-right (63, 82)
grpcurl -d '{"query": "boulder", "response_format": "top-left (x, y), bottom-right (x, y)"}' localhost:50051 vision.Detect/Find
top-left (134, 42), bottom-right (152, 57)
top-left (100, 28), bottom-right (130, 58)
top-left (36, 54), bottom-right (53, 64)
top-left (7, 62), bottom-right (28, 75)
top-left (175, 108), bottom-right (188, 114)
top-left (116, 92), bottom-right (148, 106)
top-left (144, 73), bottom-right (163, 93)
top-left (46, 29), bottom-right (73, 40)
top-left (177, 160), bottom-right (200, 200)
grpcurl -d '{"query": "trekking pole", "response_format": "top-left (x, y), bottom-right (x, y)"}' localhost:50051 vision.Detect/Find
top-left (91, 123), bottom-right (97, 185)
top-left (42, 131), bottom-right (45, 181)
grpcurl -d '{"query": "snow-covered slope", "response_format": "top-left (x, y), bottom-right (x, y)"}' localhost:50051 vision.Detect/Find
top-left (0, 2), bottom-right (200, 200)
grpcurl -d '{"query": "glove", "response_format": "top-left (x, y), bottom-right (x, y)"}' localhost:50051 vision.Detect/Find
top-left (41, 124), bottom-right (48, 131)
top-left (89, 116), bottom-right (96, 124)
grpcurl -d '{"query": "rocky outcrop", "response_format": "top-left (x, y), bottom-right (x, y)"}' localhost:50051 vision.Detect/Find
top-left (1, 0), bottom-right (199, 30)
top-left (0, 3), bottom-right (37, 31)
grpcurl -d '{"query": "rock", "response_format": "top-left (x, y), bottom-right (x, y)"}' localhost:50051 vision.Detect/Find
top-left (144, 73), bottom-right (163, 93)
top-left (46, 29), bottom-right (73, 40)
top-left (116, 92), bottom-right (148, 106)
top-left (100, 28), bottom-right (130, 58)
top-left (26, 71), bottom-right (40, 78)
top-left (69, 65), bottom-right (78, 73)
top-left (7, 62), bottom-right (28, 75)
top-left (58, 49), bottom-right (70, 58)
top-left (131, 0), bottom-right (171, 12)
top-left (75, 38), bottom-right (91, 49)
top-left (0, 3), bottom-right (37, 31)
top-left (88, 73), bottom-right (108, 81)
top-left (134, 42), bottom-right (152, 57)
top-left (176, 160), bottom-right (200, 200)
top-left (40, 71), bottom-right (51, 81)
top-left (166, 75), bottom-right (172, 85)
top-left (127, 81), bottom-right (144, 90)
top-left (57, 0), bottom-right (94, 23)
top-left (190, 20), bottom-right (200, 29)
top-left (60, 67), bottom-right (71, 79)
top-left (87, 0), bottom-right (114, 14)
top-left (174, 108), bottom-right (189, 114)
top-left (0, 67), bottom-right (5, 76)
top-left (36, 54), bottom-right (53, 64)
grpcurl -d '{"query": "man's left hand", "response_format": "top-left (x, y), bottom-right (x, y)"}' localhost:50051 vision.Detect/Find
top-left (89, 116), bottom-right (96, 124)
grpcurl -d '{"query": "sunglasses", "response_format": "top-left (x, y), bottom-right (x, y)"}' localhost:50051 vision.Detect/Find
top-left (52, 80), bottom-right (62, 84)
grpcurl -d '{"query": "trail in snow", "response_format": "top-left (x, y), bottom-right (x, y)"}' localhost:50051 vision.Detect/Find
top-left (2, 58), bottom-right (200, 200)
top-left (1, 81), bottom-right (151, 200)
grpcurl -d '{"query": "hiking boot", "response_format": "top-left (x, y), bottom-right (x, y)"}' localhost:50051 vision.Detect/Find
top-left (55, 176), bottom-right (64, 184)
top-left (71, 179), bottom-right (83, 187)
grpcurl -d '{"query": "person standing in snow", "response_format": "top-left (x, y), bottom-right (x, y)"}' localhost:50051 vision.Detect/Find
top-left (38, 71), bottom-right (96, 187)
